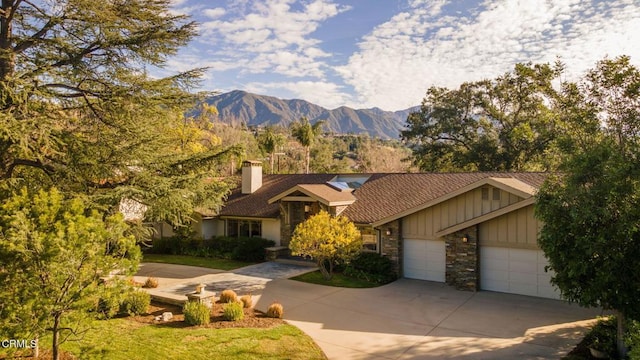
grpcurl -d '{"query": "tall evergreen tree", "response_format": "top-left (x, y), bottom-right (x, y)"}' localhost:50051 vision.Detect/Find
top-left (0, 0), bottom-right (237, 225)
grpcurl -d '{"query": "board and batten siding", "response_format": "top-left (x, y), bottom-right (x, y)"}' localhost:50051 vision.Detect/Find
top-left (402, 186), bottom-right (523, 240)
top-left (478, 205), bottom-right (541, 249)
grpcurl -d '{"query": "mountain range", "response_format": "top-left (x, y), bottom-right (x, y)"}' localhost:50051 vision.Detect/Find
top-left (204, 90), bottom-right (417, 139)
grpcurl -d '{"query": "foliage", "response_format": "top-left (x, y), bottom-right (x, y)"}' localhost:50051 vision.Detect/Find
top-left (402, 62), bottom-right (564, 171)
top-left (146, 235), bottom-right (274, 262)
top-left (0, 188), bottom-right (140, 359)
top-left (290, 211), bottom-right (362, 280)
top-left (183, 301), bottom-right (211, 326)
top-left (232, 237), bottom-right (276, 261)
top-left (143, 277), bottom-right (159, 289)
top-left (141, 254), bottom-right (252, 271)
top-left (290, 116), bottom-right (324, 174)
top-left (222, 301), bottom-right (245, 321)
top-left (626, 319), bottom-right (640, 360)
top-left (585, 317), bottom-right (617, 358)
top-left (96, 290), bottom-right (125, 320)
top-left (344, 252), bottom-right (397, 284)
top-left (535, 56), bottom-right (640, 358)
top-left (257, 126), bottom-right (287, 174)
top-left (240, 295), bottom-right (253, 309)
top-left (121, 291), bottom-right (151, 316)
top-left (266, 303), bottom-right (284, 319)
top-left (219, 290), bottom-right (238, 304)
top-left (0, 0), bottom-right (237, 232)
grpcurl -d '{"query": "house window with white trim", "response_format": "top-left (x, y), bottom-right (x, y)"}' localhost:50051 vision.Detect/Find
top-left (226, 219), bottom-right (262, 238)
top-left (362, 234), bottom-right (378, 252)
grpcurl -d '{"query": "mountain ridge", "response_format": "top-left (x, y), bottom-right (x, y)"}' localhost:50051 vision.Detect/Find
top-left (204, 90), bottom-right (417, 139)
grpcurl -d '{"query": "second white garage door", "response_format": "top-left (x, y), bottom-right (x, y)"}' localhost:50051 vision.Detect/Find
top-left (480, 247), bottom-right (559, 299)
top-left (403, 239), bottom-right (446, 282)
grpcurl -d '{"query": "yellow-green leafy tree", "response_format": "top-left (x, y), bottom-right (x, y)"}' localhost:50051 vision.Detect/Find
top-left (290, 211), bottom-right (362, 280)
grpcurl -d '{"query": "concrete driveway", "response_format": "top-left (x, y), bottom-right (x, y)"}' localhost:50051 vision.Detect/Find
top-left (253, 278), bottom-right (601, 360)
top-left (137, 263), bottom-right (601, 359)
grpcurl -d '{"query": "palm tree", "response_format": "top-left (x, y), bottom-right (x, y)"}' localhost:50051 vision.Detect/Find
top-left (290, 117), bottom-right (324, 174)
top-left (257, 126), bottom-right (285, 174)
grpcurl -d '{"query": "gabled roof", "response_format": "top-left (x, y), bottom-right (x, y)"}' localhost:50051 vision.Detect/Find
top-left (268, 184), bottom-right (356, 206)
top-left (218, 174), bottom-right (335, 219)
top-left (218, 172), bottom-right (548, 224)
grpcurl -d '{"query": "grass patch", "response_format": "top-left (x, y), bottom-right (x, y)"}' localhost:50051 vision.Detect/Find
top-left (291, 270), bottom-right (381, 288)
top-left (142, 254), bottom-right (255, 271)
top-left (45, 319), bottom-right (326, 360)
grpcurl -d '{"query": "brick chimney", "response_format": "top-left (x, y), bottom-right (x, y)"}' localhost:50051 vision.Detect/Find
top-left (241, 160), bottom-right (262, 194)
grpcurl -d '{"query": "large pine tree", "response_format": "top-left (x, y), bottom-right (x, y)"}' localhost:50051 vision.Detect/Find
top-left (0, 0), bottom-right (235, 224)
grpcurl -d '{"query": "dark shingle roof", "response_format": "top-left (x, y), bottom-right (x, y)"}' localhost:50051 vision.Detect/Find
top-left (218, 172), bottom-right (548, 224)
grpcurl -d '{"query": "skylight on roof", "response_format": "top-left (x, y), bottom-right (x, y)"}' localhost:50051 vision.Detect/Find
top-left (327, 175), bottom-right (371, 192)
top-left (328, 181), bottom-right (351, 191)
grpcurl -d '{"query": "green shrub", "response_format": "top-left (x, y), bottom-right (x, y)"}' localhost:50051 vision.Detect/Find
top-left (240, 295), bottom-right (253, 308)
top-left (223, 301), bottom-right (244, 321)
top-left (96, 292), bottom-right (122, 319)
top-left (219, 289), bottom-right (238, 303)
top-left (121, 290), bottom-right (150, 316)
top-left (183, 301), bottom-right (211, 326)
top-left (232, 237), bottom-right (276, 262)
top-left (626, 319), bottom-right (640, 359)
top-left (344, 252), bottom-right (397, 284)
top-left (145, 235), bottom-right (275, 262)
top-left (585, 317), bottom-right (617, 358)
top-left (266, 302), bottom-right (284, 319)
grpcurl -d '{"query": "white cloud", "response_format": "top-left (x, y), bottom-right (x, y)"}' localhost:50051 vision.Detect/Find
top-left (203, 7), bottom-right (226, 19)
top-left (199, 0), bottom-right (350, 79)
top-left (338, 0), bottom-right (640, 110)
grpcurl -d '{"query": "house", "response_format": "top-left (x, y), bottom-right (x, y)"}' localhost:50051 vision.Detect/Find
top-left (206, 160), bottom-right (558, 299)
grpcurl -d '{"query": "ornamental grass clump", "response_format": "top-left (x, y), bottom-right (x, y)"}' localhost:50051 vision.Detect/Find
top-left (266, 302), bottom-right (284, 319)
top-left (223, 301), bottom-right (244, 321)
top-left (240, 294), bottom-right (253, 308)
top-left (183, 301), bottom-right (211, 326)
top-left (219, 289), bottom-right (238, 303)
top-left (143, 277), bottom-right (159, 288)
top-left (121, 290), bottom-right (150, 316)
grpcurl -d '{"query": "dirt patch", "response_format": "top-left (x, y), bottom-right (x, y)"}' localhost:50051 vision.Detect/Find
top-left (132, 301), bottom-right (284, 329)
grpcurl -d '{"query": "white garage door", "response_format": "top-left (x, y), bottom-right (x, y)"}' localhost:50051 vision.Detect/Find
top-left (480, 247), bottom-right (559, 299)
top-left (403, 239), bottom-right (446, 282)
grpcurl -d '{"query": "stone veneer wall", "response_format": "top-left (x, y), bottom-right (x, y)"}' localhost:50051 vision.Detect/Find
top-left (378, 220), bottom-right (401, 276)
top-left (444, 226), bottom-right (479, 291)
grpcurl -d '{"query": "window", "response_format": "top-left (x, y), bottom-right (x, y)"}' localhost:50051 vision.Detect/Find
top-left (493, 188), bottom-right (501, 201)
top-left (362, 234), bottom-right (378, 252)
top-left (481, 188), bottom-right (489, 200)
top-left (227, 219), bottom-right (239, 237)
top-left (226, 219), bottom-right (262, 238)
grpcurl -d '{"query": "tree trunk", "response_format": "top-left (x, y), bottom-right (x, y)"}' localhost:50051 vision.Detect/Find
top-left (317, 258), bottom-right (332, 280)
top-left (52, 314), bottom-right (60, 360)
top-left (616, 310), bottom-right (627, 358)
top-left (32, 336), bottom-right (39, 358)
top-left (0, 0), bottom-right (15, 82)
top-left (270, 151), bottom-right (275, 174)
top-left (305, 146), bottom-right (310, 174)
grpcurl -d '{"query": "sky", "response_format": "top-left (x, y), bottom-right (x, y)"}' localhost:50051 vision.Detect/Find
top-left (164, 0), bottom-right (640, 111)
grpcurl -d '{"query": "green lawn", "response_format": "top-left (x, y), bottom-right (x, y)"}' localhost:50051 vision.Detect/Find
top-left (45, 318), bottom-right (325, 360)
top-left (291, 270), bottom-right (382, 288)
top-left (142, 254), bottom-right (256, 271)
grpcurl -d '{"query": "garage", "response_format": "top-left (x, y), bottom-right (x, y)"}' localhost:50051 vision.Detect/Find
top-left (480, 247), bottom-right (559, 299)
top-left (403, 239), bottom-right (446, 282)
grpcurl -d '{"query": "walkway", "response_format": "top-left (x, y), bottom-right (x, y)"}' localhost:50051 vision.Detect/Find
top-left (136, 263), bottom-right (602, 359)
